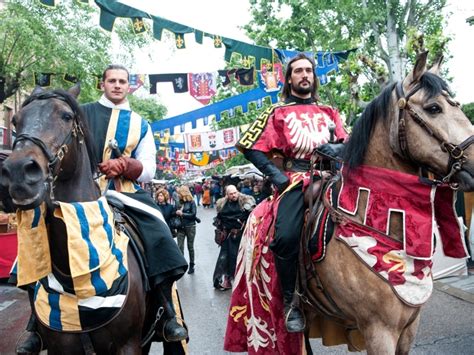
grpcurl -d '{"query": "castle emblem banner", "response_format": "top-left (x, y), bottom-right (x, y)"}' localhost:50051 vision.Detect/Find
top-left (184, 127), bottom-right (240, 153)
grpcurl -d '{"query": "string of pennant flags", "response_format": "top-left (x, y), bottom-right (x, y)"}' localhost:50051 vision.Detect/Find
top-left (35, 0), bottom-right (357, 174)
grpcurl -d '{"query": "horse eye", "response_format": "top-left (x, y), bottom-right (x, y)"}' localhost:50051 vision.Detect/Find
top-left (424, 104), bottom-right (442, 115)
top-left (62, 112), bottom-right (74, 121)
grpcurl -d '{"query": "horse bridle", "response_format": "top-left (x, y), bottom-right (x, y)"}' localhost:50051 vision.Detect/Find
top-left (12, 92), bottom-right (84, 200)
top-left (395, 82), bottom-right (474, 187)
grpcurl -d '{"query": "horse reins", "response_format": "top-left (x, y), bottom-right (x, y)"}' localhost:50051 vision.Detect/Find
top-left (13, 92), bottom-right (84, 200)
top-left (395, 82), bottom-right (473, 187)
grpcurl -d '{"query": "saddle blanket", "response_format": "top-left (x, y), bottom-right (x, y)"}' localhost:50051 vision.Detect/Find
top-left (16, 197), bottom-right (129, 331)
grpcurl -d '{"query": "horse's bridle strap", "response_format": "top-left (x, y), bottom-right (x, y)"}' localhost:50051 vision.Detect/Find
top-left (395, 82), bottom-right (473, 184)
top-left (13, 134), bottom-right (56, 163)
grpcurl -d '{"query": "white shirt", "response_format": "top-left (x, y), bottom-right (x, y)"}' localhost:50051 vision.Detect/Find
top-left (98, 95), bottom-right (156, 183)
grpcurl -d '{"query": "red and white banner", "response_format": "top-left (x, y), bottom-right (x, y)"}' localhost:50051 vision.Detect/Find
top-left (184, 127), bottom-right (240, 153)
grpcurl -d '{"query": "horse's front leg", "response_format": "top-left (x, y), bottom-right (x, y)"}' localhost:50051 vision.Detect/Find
top-left (396, 312), bottom-right (421, 355)
top-left (360, 322), bottom-right (398, 355)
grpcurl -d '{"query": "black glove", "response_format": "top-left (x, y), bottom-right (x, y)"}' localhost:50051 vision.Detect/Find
top-left (316, 143), bottom-right (345, 160)
top-left (244, 149), bottom-right (289, 193)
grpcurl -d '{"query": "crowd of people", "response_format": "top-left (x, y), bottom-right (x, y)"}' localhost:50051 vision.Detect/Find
top-left (8, 53), bottom-right (346, 353)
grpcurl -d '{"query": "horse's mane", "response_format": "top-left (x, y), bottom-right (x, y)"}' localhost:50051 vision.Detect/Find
top-left (343, 72), bottom-right (451, 168)
top-left (23, 89), bottom-right (98, 173)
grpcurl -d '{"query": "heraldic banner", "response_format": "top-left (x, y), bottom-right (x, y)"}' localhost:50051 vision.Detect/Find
top-left (184, 127), bottom-right (240, 153)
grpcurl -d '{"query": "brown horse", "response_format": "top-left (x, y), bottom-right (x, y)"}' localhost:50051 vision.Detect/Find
top-left (0, 86), bottom-right (155, 354)
top-left (302, 52), bottom-right (474, 354)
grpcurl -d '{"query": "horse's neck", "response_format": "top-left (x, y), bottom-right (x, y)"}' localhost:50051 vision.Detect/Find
top-left (348, 120), bottom-right (417, 241)
top-left (364, 120), bottom-right (419, 175)
top-left (53, 149), bottom-right (100, 203)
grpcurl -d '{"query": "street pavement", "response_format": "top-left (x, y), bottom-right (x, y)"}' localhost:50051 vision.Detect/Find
top-left (1, 203), bottom-right (473, 354)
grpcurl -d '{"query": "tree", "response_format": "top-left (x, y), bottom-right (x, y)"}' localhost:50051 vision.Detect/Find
top-left (462, 103), bottom-right (474, 124)
top-left (0, 0), bottom-right (151, 104)
top-left (128, 95), bottom-right (167, 123)
top-left (244, 0), bottom-right (450, 124)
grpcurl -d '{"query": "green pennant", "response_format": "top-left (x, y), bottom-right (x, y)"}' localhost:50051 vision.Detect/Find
top-left (64, 74), bottom-right (78, 84)
top-left (39, 0), bottom-right (55, 7)
top-left (94, 0), bottom-right (150, 31)
top-left (94, 75), bottom-right (102, 91)
top-left (34, 73), bottom-right (53, 87)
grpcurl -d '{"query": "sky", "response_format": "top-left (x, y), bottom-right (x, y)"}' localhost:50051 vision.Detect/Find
top-left (118, 0), bottom-right (473, 119)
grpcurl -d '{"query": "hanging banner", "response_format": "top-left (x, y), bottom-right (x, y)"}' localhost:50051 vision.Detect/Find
top-left (184, 127), bottom-right (240, 153)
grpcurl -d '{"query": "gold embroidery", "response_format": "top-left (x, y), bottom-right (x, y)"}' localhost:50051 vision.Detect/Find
top-left (238, 102), bottom-right (291, 149)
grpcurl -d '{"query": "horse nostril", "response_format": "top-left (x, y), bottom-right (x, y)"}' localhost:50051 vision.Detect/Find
top-left (0, 167), bottom-right (10, 187)
top-left (23, 159), bottom-right (45, 184)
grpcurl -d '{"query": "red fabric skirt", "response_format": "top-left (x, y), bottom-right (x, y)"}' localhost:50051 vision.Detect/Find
top-left (223, 197), bottom-right (306, 355)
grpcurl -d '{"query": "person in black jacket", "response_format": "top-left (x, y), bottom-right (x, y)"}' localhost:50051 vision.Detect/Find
top-left (156, 188), bottom-right (174, 227)
top-left (175, 185), bottom-right (198, 274)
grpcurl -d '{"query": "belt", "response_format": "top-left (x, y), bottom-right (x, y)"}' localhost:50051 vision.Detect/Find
top-left (283, 158), bottom-right (312, 172)
top-left (282, 158), bottom-right (332, 172)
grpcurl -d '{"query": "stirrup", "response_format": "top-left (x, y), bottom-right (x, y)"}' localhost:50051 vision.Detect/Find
top-left (284, 306), bottom-right (306, 333)
top-left (162, 316), bottom-right (188, 343)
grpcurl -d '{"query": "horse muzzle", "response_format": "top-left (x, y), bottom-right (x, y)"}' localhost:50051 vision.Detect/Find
top-left (0, 156), bottom-right (48, 210)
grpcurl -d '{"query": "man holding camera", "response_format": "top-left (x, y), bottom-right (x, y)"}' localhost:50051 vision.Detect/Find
top-left (212, 185), bottom-right (255, 290)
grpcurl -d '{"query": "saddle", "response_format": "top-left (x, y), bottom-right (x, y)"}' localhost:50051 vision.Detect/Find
top-left (297, 174), bottom-right (366, 351)
top-left (105, 193), bottom-right (150, 292)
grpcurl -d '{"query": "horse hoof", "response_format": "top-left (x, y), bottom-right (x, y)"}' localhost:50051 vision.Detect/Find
top-left (163, 318), bottom-right (188, 342)
top-left (16, 331), bottom-right (43, 354)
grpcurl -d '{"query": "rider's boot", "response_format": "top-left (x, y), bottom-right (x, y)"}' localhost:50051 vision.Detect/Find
top-left (158, 280), bottom-right (188, 342)
top-left (16, 286), bottom-right (43, 354)
top-left (274, 254), bottom-right (306, 333)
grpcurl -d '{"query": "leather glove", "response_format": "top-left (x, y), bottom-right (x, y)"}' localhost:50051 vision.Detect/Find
top-left (316, 143), bottom-right (345, 160)
top-left (99, 157), bottom-right (143, 180)
top-left (244, 149), bottom-right (289, 193)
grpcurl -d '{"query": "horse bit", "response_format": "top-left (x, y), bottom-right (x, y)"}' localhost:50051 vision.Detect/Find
top-left (395, 82), bottom-right (473, 188)
top-left (12, 92), bottom-right (84, 201)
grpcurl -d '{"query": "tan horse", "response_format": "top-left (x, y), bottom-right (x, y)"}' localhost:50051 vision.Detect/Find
top-left (302, 52), bottom-right (474, 354)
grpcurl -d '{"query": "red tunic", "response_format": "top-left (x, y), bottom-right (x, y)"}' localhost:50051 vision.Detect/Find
top-left (225, 101), bottom-right (348, 354)
top-left (237, 101), bottom-right (348, 189)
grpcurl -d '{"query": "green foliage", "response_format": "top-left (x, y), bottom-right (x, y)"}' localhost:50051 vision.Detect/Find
top-left (128, 95), bottom-right (167, 123)
top-left (462, 103), bottom-right (474, 124)
top-left (244, 0), bottom-right (450, 123)
top-left (0, 0), bottom-right (152, 103)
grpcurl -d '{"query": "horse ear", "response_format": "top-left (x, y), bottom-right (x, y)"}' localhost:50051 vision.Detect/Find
top-left (31, 86), bottom-right (44, 96)
top-left (410, 51), bottom-right (428, 84)
top-left (68, 83), bottom-right (81, 98)
top-left (429, 55), bottom-right (443, 75)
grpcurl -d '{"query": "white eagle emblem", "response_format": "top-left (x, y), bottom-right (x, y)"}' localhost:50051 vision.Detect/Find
top-left (283, 111), bottom-right (332, 158)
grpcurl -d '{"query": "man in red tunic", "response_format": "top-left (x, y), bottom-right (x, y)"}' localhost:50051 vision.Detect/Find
top-left (236, 52), bottom-right (348, 333)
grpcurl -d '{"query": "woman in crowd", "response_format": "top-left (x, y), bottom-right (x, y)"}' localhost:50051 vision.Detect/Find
top-left (175, 185), bottom-right (198, 274)
top-left (155, 188), bottom-right (175, 229)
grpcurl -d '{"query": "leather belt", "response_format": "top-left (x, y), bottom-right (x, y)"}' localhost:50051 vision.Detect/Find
top-left (283, 158), bottom-right (312, 172)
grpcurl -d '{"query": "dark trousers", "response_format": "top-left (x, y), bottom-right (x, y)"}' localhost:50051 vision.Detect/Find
top-left (123, 191), bottom-right (188, 287)
top-left (270, 186), bottom-right (305, 259)
top-left (176, 225), bottom-right (196, 265)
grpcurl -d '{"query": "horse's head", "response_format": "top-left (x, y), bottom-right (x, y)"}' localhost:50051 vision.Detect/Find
top-left (346, 52), bottom-right (474, 191)
top-left (391, 52), bottom-right (474, 190)
top-left (0, 85), bottom-right (94, 210)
